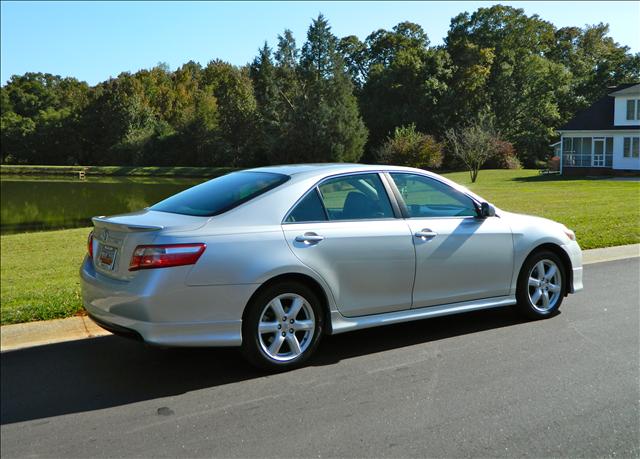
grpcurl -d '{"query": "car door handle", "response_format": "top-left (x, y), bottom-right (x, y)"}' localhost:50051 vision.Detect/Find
top-left (295, 232), bottom-right (325, 244)
top-left (414, 229), bottom-right (437, 239)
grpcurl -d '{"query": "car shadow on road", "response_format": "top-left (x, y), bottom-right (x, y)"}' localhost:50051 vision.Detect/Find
top-left (1, 307), bottom-right (527, 425)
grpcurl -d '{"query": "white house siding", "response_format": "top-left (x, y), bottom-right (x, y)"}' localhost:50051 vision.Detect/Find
top-left (613, 133), bottom-right (640, 170)
top-left (613, 96), bottom-right (640, 127)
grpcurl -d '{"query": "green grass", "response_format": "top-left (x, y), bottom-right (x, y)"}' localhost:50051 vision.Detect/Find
top-left (0, 165), bottom-right (237, 178)
top-left (1, 227), bottom-right (89, 325)
top-left (1, 169), bottom-right (638, 325)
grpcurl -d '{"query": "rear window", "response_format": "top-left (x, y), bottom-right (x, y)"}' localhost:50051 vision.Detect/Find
top-left (150, 172), bottom-right (289, 217)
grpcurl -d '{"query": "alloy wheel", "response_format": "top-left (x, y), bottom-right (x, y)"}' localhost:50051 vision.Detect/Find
top-left (257, 293), bottom-right (315, 362)
top-left (527, 259), bottom-right (562, 312)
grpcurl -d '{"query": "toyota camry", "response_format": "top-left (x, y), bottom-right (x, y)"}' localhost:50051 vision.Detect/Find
top-left (81, 164), bottom-right (583, 370)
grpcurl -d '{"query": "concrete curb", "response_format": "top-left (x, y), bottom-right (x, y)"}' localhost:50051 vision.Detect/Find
top-left (1, 316), bottom-right (110, 352)
top-left (1, 244), bottom-right (639, 353)
top-left (582, 243), bottom-right (639, 265)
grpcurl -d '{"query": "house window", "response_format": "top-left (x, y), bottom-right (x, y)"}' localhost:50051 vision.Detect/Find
top-left (562, 137), bottom-right (614, 167)
top-left (562, 137), bottom-right (591, 167)
top-left (606, 137), bottom-right (613, 167)
top-left (623, 137), bottom-right (640, 158)
top-left (627, 99), bottom-right (640, 120)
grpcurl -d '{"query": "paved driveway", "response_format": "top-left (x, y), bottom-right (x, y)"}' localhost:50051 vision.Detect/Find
top-left (1, 258), bottom-right (638, 458)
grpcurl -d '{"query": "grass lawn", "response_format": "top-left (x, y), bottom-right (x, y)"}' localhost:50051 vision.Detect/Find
top-left (1, 227), bottom-right (89, 325)
top-left (1, 169), bottom-right (638, 325)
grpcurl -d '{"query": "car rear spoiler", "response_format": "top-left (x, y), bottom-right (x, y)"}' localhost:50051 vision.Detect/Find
top-left (91, 216), bottom-right (164, 233)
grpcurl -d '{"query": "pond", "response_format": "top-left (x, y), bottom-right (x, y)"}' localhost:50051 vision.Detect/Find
top-left (1, 175), bottom-right (205, 234)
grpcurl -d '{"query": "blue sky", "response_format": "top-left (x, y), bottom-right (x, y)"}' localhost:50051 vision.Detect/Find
top-left (2, 1), bottom-right (639, 86)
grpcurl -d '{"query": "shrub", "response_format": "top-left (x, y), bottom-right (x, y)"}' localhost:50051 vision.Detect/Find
top-left (378, 124), bottom-right (443, 170)
top-left (484, 140), bottom-right (522, 169)
top-left (548, 156), bottom-right (560, 171)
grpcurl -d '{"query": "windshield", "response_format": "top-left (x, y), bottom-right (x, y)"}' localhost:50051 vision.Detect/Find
top-left (150, 171), bottom-right (289, 217)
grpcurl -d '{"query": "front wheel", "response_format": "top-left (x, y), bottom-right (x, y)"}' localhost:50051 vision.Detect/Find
top-left (516, 251), bottom-right (565, 319)
top-left (241, 282), bottom-right (324, 371)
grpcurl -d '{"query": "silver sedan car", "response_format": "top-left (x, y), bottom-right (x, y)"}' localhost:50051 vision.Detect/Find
top-left (81, 164), bottom-right (583, 370)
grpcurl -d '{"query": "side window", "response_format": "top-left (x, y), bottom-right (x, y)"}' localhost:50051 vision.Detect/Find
top-left (390, 173), bottom-right (477, 218)
top-left (318, 173), bottom-right (394, 220)
top-left (285, 188), bottom-right (327, 223)
top-left (627, 99), bottom-right (636, 120)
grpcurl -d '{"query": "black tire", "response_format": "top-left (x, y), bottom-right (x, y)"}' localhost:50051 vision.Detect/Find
top-left (516, 250), bottom-right (566, 320)
top-left (241, 281), bottom-right (324, 371)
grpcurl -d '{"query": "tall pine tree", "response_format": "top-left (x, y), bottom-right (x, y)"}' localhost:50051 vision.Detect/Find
top-left (294, 15), bottom-right (367, 163)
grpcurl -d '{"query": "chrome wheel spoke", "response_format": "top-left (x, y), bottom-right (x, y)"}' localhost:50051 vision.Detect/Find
top-left (294, 320), bottom-right (314, 331)
top-left (286, 334), bottom-right (302, 355)
top-left (529, 277), bottom-right (541, 288)
top-left (259, 321), bottom-right (280, 334)
top-left (536, 261), bottom-right (546, 280)
top-left (548, 283), bottom-right (561, 293)
top-left (531, 288), bottom-right (542, 305)
top-left (544, 265), bottom-right (557, 281)
top-left (542, 291), bottom-right (550, 307)
top-left (269, 298), bottom-right (286, 319)
top-left (288, 297), bottom-right (304, 319)
top-left (268, 333), bottom-right (285, 355)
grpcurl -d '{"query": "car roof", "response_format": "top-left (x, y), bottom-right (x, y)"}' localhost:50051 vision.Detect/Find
top-left (244, 163), bottom-right (424, 178)
top-left (243, 163), bottom-right (487, 206)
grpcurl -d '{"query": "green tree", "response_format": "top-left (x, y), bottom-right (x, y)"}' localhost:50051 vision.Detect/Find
top-left (550, 23), bottom-right (640, 119)
top-left (337, 35), bottom-right (368, 90)
top-left (249, 43), bottom-right (281, 164)
top-left (1, 73), bottom-right (89, 164)
top-left (445, 5), bottom-right (571, 163)
top-left (293, 15), bottom-right (368, 163)
top-left (353, 22), bottom-right (451, 159)
top-left (202, 60), bottom-right (257, 165)
top-left (378, 124), bottom-right (443, 169)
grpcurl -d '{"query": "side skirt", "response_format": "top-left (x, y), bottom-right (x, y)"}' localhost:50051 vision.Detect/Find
top-left (329, 296), bottom-right (517, 335)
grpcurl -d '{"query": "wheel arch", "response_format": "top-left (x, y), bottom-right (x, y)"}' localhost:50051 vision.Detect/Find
top-left (242, 273), bottom-right (333, 334)
top-left (521, 243), bottom-right (573, 296)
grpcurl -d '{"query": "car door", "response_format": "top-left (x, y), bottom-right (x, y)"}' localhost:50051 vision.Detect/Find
top-left (282, 172), bottom-right (416, 317)
top-left (388, 172), bottom-right (514, 308)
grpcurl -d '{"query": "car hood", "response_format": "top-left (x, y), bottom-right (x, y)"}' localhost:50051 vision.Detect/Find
top-left (499, 210), bottom-right (568, 233)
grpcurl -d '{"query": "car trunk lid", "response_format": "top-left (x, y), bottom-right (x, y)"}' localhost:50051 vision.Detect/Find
top-left (90, 210), bottom-right (209, 280)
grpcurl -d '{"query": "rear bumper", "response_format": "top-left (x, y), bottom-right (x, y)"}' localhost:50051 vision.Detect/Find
top-left (80, 256), bottom-right (258, 347)
top-left (86, 306), bottom-right (242, 347)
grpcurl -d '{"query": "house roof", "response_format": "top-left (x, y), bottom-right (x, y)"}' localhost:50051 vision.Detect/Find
top-left (559, 83), bottom-right (640, 131)
top-left (608, 84), bottom-right (640, 97)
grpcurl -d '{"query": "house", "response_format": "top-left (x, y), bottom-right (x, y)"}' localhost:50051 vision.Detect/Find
top-left (558, 83), bottom-right (640, 175)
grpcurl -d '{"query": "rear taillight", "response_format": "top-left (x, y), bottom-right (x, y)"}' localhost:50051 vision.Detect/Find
top-left (129, 243), bottom-right (206, 271)
top-left (87, 231), bottom-right (94, 258)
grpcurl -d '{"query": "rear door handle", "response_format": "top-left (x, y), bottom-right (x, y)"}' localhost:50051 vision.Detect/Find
top-left (414, 229), bottom-right (437, 239)
top-left (295, 232), bottom-right (325, 244)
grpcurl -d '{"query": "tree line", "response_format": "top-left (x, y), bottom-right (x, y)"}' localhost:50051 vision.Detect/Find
top-left (2, 5), bottom-right (638, 169)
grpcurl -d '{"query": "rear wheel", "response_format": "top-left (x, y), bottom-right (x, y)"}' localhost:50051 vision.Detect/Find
top-left (516, 251), bottom-right (565, 319)
top-left (241, 281), bottom-right (323, 371)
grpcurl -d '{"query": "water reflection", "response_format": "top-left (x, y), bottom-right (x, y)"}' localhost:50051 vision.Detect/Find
top-left (1, 176), bottom-right (205, 234)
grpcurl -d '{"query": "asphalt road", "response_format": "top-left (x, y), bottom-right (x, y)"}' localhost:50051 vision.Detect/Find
top-left (1, 258), bottom-right (639, 458)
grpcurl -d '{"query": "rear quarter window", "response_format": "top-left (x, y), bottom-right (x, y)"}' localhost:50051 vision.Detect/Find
top-left (285, 189), bottom-right (328, 223)
top-left (151, 171), bottom-right (289, 217)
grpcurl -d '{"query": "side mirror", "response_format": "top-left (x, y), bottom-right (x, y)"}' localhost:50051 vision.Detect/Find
top-left (480, 202), bottom-right (496, 218)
